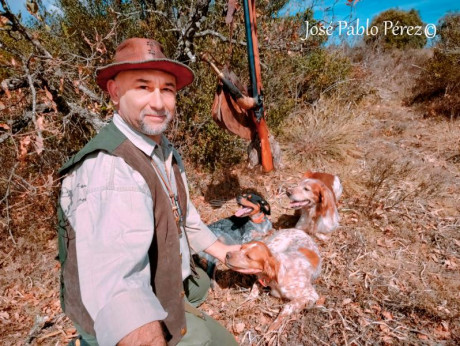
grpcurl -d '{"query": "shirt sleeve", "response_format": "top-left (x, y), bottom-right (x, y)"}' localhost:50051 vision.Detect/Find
top-left (61, 152), bottom-right (167, 346)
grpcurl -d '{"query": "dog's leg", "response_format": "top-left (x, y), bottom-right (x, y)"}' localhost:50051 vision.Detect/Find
top-left (248, 282), bottom-right (261, 300)
top-left (267, 292), bottom-right (318, 332)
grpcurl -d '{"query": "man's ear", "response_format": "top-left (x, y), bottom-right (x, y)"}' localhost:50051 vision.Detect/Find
top-left (106, 79), bottom-right (119, 105)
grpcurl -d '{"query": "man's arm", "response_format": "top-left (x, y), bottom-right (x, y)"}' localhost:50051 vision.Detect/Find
top-left (117, 321), bottom-right (166, 346)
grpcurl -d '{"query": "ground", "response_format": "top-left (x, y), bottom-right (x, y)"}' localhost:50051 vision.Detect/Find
top-left (0, 51), bottom-right (459, 345)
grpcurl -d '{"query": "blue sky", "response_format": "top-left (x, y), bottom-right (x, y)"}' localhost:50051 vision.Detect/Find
top-left (5, 0), bottom-right (459, 28)
top-left (279, 0), bottom-right (459, 25)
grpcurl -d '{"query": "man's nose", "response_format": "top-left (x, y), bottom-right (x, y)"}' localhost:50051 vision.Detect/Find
top-left (148, 89), bottom-right (164, 111)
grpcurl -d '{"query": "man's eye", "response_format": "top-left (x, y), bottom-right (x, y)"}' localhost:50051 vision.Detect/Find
top-left (138, 85), bottom-right (148, 90)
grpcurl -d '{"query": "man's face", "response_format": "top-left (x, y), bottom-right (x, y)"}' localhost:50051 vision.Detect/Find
top-left (107, 69), bottom-right (177, 142)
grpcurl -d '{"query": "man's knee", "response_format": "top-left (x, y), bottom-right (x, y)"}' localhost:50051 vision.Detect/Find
top-left (184, 267), bottom-right (211, 307)
top-left (178, 312), bottom-right (237, 346)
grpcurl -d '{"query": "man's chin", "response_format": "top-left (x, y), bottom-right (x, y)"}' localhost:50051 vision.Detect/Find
top-left (140, 122), bottom-right (169, 137)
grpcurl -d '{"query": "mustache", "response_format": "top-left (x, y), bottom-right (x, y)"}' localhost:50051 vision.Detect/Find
top-left (140, 109), bottom-right (173, 118)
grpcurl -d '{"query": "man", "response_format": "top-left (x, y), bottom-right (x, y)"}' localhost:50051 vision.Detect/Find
top-left (58, 38), bottom-right (251, 346)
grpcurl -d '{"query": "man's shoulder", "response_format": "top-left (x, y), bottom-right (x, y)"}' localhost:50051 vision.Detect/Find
top-left (59, 121), bottom-right (126, 176)
top-left (62, 150), bottom-right (149, 193)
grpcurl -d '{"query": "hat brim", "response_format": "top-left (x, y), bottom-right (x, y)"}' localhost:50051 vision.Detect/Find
top-left (96, 59), bottom-right (195, 92)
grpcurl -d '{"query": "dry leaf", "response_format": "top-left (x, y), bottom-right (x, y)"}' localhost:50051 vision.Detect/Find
top-left (315, 295), bottom-right (326, 306)
top-left (342, 298), bottom-right (352, 306)
top-left (44, 86), bottom-right (53, 101)
top-left (417, 334), bottom-right (428, 340)
top-left (37, 115), bottom-right (45, 130)
top-left (34, 135), bottom-right (44, 155)
top-left (0, 311), bottom-right (10, 320)
top-left (1, 82), bottom-right (11, 99)
top-left (0, 123), bottom-right (10, 130)
top-left (19, 136), bottom-right (31, 160)
top-left (234, 322), bottom-right (245, 333)
top-left (382, 310), bottom-right (393, 320)
top-left (379, 324), bottom-right (390, 333)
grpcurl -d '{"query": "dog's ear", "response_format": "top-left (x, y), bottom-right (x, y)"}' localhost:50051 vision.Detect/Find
top-left (319, 183), bottom-right (335, 217)
top-left (263, 256), bottom-right (278, 282)
top-left (303, 170), bottom-right (314, 179)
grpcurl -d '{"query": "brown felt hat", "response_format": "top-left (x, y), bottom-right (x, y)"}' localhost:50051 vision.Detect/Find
top-left (96, 38), bottom-right (194, 92)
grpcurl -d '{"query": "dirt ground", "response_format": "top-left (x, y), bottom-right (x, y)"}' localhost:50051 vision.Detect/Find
top-left (0, 51), bottom-right (459, 345)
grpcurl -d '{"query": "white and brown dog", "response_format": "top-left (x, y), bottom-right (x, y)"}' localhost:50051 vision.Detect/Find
top-left (286, 171), bottom-right (342, 240)
top-left (225, 228), bottom-right (321, 331)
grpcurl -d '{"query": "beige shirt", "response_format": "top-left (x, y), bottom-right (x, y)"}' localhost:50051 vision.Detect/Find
top-left (59, 113), bottom-right (217, 346)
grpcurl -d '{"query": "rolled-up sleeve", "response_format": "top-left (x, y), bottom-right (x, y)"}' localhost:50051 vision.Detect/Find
top-left (61, 152), bottom-right (167, 346)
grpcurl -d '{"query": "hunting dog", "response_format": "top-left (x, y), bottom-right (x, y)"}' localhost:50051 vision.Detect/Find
top-left (286, 171), bottom-right (342, 240)
top-left (225, 228), bottom-right (321, 331)
top-left (201, 193), bottom-right (272, 279)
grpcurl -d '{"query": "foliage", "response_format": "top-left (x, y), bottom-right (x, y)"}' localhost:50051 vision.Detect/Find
top-left (264, 48), bottom-right (352, 134)
top-left (365, 9), bottom-right (427, 50)
top-left (409, 13), bottom-right (460, 118)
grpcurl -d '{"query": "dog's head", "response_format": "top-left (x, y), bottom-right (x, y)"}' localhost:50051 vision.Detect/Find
top-left (225, 241), bottom-right (278, 281)
top-left (286, 179), bottom-right (335, 218)
top-left (235, 193), bottom-right (271, 217)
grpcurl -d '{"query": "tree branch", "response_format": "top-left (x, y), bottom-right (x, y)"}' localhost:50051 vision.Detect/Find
top-left (23, 57), bottom-right (44, 153)
top-left (67, 103), bottom-right (107, 132)
top-left (195, 29), bottom-right (246, 46)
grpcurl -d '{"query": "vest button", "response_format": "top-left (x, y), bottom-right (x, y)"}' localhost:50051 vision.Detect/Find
top-left (181, 327), bottom-right (187, 336)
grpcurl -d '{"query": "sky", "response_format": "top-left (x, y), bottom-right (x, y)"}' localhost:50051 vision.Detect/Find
top-left (278, 0), bottom-right (459, 25)
top-left (5, 0), bottom-right (459, 32)
top-left (6, 0), bottom-right (61, 17)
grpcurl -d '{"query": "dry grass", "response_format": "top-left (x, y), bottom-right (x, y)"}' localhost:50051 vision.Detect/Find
top-left (279, 94), bottom-right (364, 168)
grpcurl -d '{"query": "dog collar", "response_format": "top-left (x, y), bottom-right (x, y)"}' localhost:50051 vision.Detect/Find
top-left (251, 212), bottom-right (265, 224)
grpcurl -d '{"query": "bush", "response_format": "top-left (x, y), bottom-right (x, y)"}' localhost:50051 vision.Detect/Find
top-left (365, 9), bottom-right (427, 50)
top-left (264, 48), bottom-right (352, 135)
top-left (409, 13), bottom-right (460, 119)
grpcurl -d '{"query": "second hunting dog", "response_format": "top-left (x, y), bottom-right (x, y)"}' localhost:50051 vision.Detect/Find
top-left (286, 171), bottom-right (342, 240)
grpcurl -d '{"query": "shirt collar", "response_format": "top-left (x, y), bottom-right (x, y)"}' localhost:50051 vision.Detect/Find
top-left (113, 112), bottom-right (174, 158)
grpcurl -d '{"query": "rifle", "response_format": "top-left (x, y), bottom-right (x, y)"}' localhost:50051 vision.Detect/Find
top-left (242, 0), bottom-right (273, 172)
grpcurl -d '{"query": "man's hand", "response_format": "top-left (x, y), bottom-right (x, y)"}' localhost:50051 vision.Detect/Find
top-left (117, 321), bottom-right (166, 346)
top-left (204, 241), bottom-right (261, 274)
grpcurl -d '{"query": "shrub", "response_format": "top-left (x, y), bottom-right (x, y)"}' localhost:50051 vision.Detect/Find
top-left (365, 9), bottom-right (427, 50)
top-left (264, 48), bottom-right (352, 135)
top-left (409, 13), bottom-right (460, 119)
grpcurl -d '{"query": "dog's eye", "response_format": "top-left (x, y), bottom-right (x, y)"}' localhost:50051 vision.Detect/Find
top-left (246, 252), bottom-right (258, 261)
top-left (304, 187), bottom-right (310, 192)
